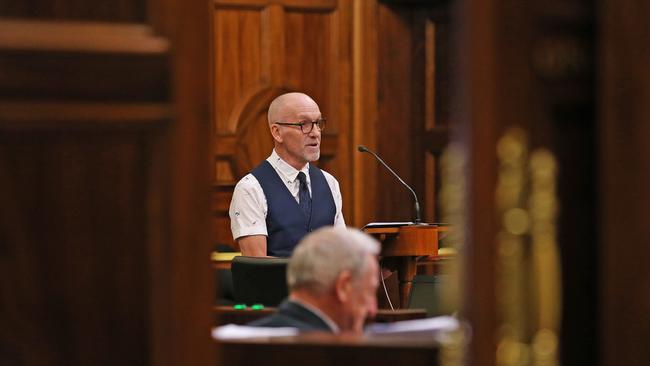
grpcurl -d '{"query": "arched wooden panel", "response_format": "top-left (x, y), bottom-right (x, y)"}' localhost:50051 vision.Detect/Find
top-left (231, 86), bottom-right (288, 178)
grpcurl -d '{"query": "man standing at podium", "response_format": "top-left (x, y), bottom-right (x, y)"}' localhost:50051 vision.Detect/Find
top-left (229, 92), bottom-right (345, 257)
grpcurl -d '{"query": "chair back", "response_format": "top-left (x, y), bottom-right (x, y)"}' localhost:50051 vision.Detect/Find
top-left (407, 274), bottom-right (449, 317)
top-left (231, 256), bottom-right (289, 306)
top-left (215, 268), bottom-right (235, 305)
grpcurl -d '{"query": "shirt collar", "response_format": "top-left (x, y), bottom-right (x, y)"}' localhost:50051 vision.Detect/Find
top-left (269, 149), bottom-right (310, 183)
top-left (289, 299), bottom-right (340, 333)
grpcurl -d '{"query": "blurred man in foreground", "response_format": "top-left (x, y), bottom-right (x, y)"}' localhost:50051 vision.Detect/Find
top-left (249, 227), bottom-right (379, 334)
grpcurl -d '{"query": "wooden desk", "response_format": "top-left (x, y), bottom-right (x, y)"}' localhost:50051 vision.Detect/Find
top-left (216, 332), bottom-right (440, 366)
top-left (211, 251), bottom-right (240, 270)
top-left (365, 224), bottom-right (439, 308)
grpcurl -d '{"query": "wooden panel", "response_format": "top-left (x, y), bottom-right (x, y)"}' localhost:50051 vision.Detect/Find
top-left (376, 5), bottom-right (416, 222)
top-left (352, 1), bottom-right (451, 227)
top-left (0, 20), bottom-right (169, 53)
top-left (531, 4), bottom-right (597, 366)
top-left (419, 11), bottom-right (448, 224)
top-left (284, 11), bottom-right (333, 107)
top-left (0, 131), bottom-right (150, 364)
top-left (455, 1), bottom-right (597, 366)
top-left (424, 151), bottom-right (437, 222)
top-left (149, 0), bottom-right (214, 363)
top-left (215, 0), bottom-right (336, 10)
top-left (351, 0), bottom-right (379, 226)
top-left (0, 102), bottom-right (170, 130)
top-left (0, 0), bottom-right (214, 365)
top-left (213, 217), bottom-right (238, 249)
top-left (0, 0), bottom-right (146, 22)
top-left (213, 8), bottom-right (264, 133)
top-left (212, 186), bottom-right (237, 248)
top-left (0, 21), bottom-right (170, 102)
top-left (368, 2), bottom-right (450, 224)
top-left (0, 51), bottom-right (169, 101)
top-left (600, 0), bottom-right (650, 365)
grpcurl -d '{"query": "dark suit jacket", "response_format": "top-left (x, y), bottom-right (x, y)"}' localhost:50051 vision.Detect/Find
top-left (248, 300), bottom-right (334, 332)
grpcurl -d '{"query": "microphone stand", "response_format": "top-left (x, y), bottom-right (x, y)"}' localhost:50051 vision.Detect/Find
top-left (358, 145), bottom-right (423, 225)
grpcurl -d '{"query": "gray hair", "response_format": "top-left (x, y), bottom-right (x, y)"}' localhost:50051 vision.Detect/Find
top-left (287, 227), bottom-right (380, 293)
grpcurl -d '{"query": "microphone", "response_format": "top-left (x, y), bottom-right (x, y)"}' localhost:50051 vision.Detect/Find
top-left (357, 145), bottom-right (422, 224)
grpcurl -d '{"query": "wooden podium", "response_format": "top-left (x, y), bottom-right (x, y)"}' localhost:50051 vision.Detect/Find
top-left (363, 224), bottom-right (439, 308)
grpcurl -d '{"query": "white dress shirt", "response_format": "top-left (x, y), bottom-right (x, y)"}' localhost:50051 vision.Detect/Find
top-left (229, 149), bottom-right (345, 240)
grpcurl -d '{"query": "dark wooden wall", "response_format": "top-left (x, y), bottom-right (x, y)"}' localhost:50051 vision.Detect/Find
top-left (357, 1), bottom-right (450, 225)
top-left (599, 0), bottom-right (650, 364)
top-left (454, 0), bottom-right (597, 365)
top-left (456, 1), bottom-right (650, 366)
top-left (0, 1), bottom-right (214, 365)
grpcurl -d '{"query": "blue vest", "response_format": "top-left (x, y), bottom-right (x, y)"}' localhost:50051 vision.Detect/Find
top-left (251, 161), bottom-right (336, 257)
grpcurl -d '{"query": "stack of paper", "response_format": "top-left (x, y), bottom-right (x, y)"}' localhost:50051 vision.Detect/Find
top-left (365, 316), bottom-right (459, 337)
top-left (212, 324), bottom-right (298, 340)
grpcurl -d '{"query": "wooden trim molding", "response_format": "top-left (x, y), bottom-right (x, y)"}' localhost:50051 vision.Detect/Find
top-left (214, 0), bottom-right (337, 11)
top-left (0, 20), bottom-right (169, 54)
top-left (0, 102), bottom-right (171, 130)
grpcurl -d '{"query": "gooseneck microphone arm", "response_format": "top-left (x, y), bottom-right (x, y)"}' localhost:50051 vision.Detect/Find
top-left (357, 145), bottom-right (422, 224)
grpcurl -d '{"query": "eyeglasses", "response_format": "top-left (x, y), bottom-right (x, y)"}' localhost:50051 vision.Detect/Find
top-left (274, 118), bottom-right (326, 134)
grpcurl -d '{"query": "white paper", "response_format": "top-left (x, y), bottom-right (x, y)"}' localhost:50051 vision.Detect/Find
top-left (363, 222), bottom-right (414, 229)
top-left (365, 316), bottom-right (459, 337)
top-left (212, 324), bottom-right (299, 340)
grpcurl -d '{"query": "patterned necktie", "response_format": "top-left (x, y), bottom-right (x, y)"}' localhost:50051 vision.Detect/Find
top-left (297, 172), bottom-right (312, 221)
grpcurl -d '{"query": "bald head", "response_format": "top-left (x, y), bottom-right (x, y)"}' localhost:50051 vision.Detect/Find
top-left (266, 92), bottom-right (323, 170)
top-left (267, 92), bottom-right (320, 125)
